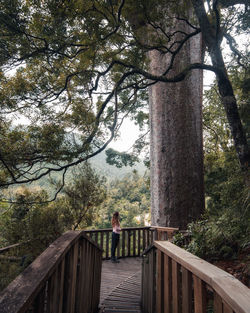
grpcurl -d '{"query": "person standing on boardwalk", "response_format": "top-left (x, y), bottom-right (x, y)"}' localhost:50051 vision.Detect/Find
top-left (111, 211), bottom-right (121, 263)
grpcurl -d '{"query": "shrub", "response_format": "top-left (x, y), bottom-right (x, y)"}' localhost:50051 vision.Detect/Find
top-left (185, 208), bottom-right (250, 261)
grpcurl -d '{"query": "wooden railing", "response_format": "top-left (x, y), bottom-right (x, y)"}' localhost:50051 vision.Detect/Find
top-left (0, 231), bottom-right (102, 313)
top-left (142, 241), bottom-right (250, 313)
top-left (150, 226), bottom-right (179, 241)
top-left (0, 226), bottom-right (178, 313)
top-left (85, 226), bottom-right (178, 259)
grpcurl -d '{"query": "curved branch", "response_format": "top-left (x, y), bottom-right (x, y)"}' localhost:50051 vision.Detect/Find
top-left (224, 32), bottom-right (247, 69)
top-left (113, 59), bottom-right (220, 82)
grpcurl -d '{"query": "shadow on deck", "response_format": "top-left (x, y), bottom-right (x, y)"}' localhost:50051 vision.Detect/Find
top-left (100, 258), bottom-right (142, 313)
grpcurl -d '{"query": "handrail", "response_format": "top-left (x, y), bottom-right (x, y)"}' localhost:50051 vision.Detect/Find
top-left (0, 231), bottom-right (103, 313)
top-left (149, 226), bottom-right (178, 241)
top-left (149, 226), bottom-right (178, 231)
top-left (85, 226), bottom-right (178, 259)
top-left (142, 241), bottom-right (250, 313)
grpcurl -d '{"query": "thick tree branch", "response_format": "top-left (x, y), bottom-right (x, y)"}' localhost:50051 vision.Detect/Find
top-left (224, 32), bottom-right (247, 69)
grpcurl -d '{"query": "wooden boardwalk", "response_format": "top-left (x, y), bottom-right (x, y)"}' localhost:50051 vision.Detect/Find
top-left (100, 258), bottom-right (142, 313)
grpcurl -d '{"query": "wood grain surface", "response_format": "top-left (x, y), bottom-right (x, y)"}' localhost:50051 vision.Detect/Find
top-left (100, 257), bottom-right (142, 313)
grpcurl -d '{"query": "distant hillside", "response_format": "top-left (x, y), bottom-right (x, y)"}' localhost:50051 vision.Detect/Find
top-left (3, 150), bottom-right (147, 197)
top-left (90, 150), bottom-right (147, 179)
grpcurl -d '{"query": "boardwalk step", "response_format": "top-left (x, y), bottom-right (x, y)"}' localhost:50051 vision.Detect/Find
top-left (101, 271), bottom-right (142, 313)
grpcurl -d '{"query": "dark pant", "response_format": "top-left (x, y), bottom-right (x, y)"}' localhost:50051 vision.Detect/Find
top-left (111, 232), bottom-right (120, 260)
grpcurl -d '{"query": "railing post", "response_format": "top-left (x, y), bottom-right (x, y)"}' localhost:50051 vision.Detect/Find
top-left (117, 236), bottom-right (121, 259)
top-left (167, 231), bottom-right (174, 241)
top-left (138, 229), bottom-right (141, 256)
top-left (156, 250), bottom-right (164, 313)
top-left (76, 238), bottom-right (89, 312)
top-left (143, 229), bottom-right (146, 252)
top-left (155, 229), bottom-right (159, 240)
top-left (193, 275), bottom-right (207, 313)
top-left (122, 230), bottom-right (125, 257)
top-left (181, 267), bottom-right (192, 313)
top-left (214, 293), bottom-right (223, 313)
top-left (85, 241), bottom-right (92, 310)
top-left (91, 245), bottom-right (99, 312)
top-left (146, 228), bottom-right (150, 247)
top-left (163, 255), bottom-right (172, 313)
top-left (47, 268), bottom-right (58, 312)
top-left (64, 242), bottom-right (79, 313)
top-left (100, 232), bottom-right (104, 257)
top-left (150, 228), bottom-right (154, 244)
top-left (141, 246), bottom-right (156, 313)
top-left (33, 287), bottom-right (46, 313)
top-left (133, 230), bottom-right (136, 257)
top-left (58, 259), bottom-right (65, 313)
top-left (105, 231), bottom-right (109, 259)
top-left (127, 230), bottom-right (131, 257)
top-left (172, 260), bottom-right (181, 313)
top-left (94, 232), bottom-right (98, 245)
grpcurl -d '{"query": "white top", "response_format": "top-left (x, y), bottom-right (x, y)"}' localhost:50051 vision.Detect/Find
top-left (113, 224), bottom-right (121, 234)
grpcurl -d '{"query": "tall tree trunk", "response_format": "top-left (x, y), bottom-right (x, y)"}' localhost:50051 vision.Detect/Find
top-left (149, 12), bottom-right (204, 229)
top-left (192, 0), bottom-right (249, 186)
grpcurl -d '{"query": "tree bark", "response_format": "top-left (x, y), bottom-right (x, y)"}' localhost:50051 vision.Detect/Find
top-left (149, 9), bottom-right (205, 229)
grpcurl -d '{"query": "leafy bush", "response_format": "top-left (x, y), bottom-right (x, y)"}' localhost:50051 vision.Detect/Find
top-left (185, 208), bottom-right (250, 261)
top-left (0, 260), bottom-right (24, 291)
top-left (0, 187), bottom-right (74, 291)
top-left (0, 188), bottom-right (73, 258)
top-left (172, 232), bottom-right (187, 248)
top-left (185, 136), bottom-right (250, 261)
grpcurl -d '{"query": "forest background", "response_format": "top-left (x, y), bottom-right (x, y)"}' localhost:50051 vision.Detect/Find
top-left (1, 74), bottom-right (249, 288)
top-left (0, 0), bottom-right (249, 290)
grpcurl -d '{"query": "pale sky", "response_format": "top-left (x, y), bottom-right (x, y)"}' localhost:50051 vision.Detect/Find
top-left (109, 119), bottom-right (141, 152)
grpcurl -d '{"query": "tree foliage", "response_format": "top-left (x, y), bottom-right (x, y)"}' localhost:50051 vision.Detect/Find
top-left (0, 0), bottom-right (248, 191)
top-left (173, 64), bottom-right (250, 260)
top-left (203, 64), bottom-right (249, 211)
top-left (0, 162), bottom-right (106, 251)
top-left (93, 171), bottom-right (150, 228)
top-left (0, 186), bottom-right (70, 290)
top-left (0, 188), bottom-right (69, 252)
top-left (61, 162), bottom-right (107, 229)
top-left (185, 209), bottom-right (249, 260)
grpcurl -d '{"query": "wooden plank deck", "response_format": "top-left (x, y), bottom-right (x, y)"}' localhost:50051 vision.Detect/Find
top-left (100, 257), bottom-right (142, 313)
